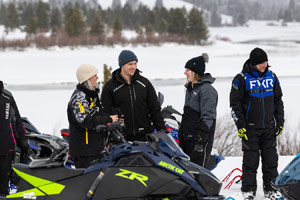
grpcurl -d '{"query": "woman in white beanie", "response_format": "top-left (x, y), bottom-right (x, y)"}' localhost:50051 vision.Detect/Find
top-left (67, 64), bottom-right (118, 168)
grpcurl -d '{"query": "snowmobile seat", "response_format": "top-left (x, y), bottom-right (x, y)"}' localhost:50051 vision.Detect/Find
top-left (12, 163), bottom-right (84, 181)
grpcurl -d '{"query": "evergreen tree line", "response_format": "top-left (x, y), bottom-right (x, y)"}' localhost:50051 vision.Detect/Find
top-left (184, 0), bottom-right (300, 26)
top-left (0, 1), bottom-right (209, 46)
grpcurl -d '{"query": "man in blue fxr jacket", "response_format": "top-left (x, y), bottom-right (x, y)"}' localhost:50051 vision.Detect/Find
top-left (230, 48), bottom-right (284, 200)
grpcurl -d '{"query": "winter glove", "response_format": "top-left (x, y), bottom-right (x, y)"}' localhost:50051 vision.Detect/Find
top-left (238, 128), bottom-right (248, 140)
top-left (275, 126), bottom-right (283, 137)
top-left (193, 144), bottom-right (204, 154)
top-left (20, 145), bottom-right (31, 163)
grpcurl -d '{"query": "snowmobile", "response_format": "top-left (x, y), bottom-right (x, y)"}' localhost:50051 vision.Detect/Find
top-left (272, 153), bottom-right (300, 200)
top-left (5, 122), bottom-right (225, 200)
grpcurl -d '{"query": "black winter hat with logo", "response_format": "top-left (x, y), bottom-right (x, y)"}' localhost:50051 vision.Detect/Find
top-left (250, 47), bottom-right (268, 65)
top-left (185, 53), bottom-right (209, 75)
top-left (118, 50), bottom-right (138, 67)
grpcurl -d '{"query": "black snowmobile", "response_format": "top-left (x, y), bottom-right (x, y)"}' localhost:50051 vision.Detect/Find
top-left (6, 122), bottom-right (225, 200)
top-left (272, 153), bottom-right (300, 200)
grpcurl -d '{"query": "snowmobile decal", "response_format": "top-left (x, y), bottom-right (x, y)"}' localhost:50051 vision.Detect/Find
top-left (158, 161), bottom-right (184, 175)
top-left (115, 168), bottom-right (148, 187)
top-left (6, 168), bottom-right (65, 198)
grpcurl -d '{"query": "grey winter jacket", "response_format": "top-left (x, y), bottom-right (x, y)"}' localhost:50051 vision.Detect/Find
top-left (181, 73), bottom-right (218, 141)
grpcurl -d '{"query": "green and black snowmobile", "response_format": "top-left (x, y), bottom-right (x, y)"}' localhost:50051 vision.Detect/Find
top-left (5, 122), bottom-right (225, 200)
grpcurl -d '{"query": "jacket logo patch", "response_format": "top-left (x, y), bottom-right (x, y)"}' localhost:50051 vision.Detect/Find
top-left (5, 103), bottom-right (10, 119)
top-left (249, 79), bottom-right (273, 89)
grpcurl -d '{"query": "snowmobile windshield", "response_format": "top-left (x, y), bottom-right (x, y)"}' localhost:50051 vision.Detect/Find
top-left (274, 153), bottom-right (300, 185)
top-left (147, 132), bottom-right (190, 161)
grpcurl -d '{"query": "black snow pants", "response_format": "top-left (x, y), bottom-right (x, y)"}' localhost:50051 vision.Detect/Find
top-left (0, 154), bottom-right (13, 195)
top-left (241, 127), bottom-right (278, 193)
top-left (180, 122), bottom-right (215, 169)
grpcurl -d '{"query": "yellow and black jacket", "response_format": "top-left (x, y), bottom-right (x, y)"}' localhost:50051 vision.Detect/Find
top-left (67, 84), bottom-right (112, 158)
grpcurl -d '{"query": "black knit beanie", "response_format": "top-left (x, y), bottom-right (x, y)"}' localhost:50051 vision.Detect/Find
top-left (185, 53), bottom-right (209, 75)
top-left (250, 47), bottom-right (268, 65)
top-left (118, 50), bottom-right (138, 67)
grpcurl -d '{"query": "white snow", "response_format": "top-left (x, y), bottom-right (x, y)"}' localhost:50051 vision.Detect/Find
top-left (213, 155), bottom-right (295, 199)
top-left (1, 20), bottom-right (300, 199)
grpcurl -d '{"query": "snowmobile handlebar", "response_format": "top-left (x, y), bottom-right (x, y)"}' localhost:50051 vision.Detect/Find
top-left (96, 122), bottom-right (126, 146)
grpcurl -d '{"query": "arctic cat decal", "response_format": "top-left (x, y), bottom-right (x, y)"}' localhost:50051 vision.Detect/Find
top-left (158, 161), bottom-right (184, 174)
top-left (115, 169), bottom-right (148, 187)
top-left (6, 168), bottom-right (65, 198)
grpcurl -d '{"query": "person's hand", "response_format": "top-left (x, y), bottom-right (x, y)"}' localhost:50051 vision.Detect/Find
top-left (118, 115), bottom-right (124, 122)
top-left (20, 145), bottom-right (33, 163)
top-left (238, 128), bottom-right (248, 140)
top-left (275, 126), bottom-right (283, 137)
top-left (110, 115), bottom-right (118, 122)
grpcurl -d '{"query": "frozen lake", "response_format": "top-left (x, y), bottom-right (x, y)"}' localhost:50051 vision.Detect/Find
top-left (9, 75), bottom-right (300, 137)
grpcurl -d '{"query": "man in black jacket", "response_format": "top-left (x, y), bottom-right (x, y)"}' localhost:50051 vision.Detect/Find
top-left (0, 80), bottom-right (29, 196)
top-left (230, 48), bottom-right (284, 200)
top-left (101, 50), bottom-right (165, 141)
top-left (67, 64), bottom-right (118, 168)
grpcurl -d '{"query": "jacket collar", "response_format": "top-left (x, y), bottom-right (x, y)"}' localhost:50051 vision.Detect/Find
top-left (76, 84), bottom-right (99, 98)
top-left (242, 59), bottom-right (270, 78)
top-left (185, 73), bottom-right (215, 91)
top-left (112, 68), bottom-right (141, 84)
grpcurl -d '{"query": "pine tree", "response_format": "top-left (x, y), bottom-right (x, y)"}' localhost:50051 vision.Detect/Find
top-left (145, 22), bottom-right (154, 36)
top-left (126, 0), bottom-right (139, 11)
top-left (155, 0), bottom-right (164, 9)
top-left (112, 0), bottom-right (121, 10)
top-left (36, 1), bottom-right (50, 31)
top-left (155, 7), bottom-right (168, 34)
top-left (156, 18), bottom-right (167, 34)
top-left (113, 15), bottom-right (122, 35)
top-left (168, 8), bottom-right (187, 35)
top-left (90, 13), bottom-right (104, 35)
top-left (102, 64), bottom-right (112, 89)
top-left (50, 7), bottom-right (63, 29)
top-left (25, 11), bottom-right (38, 36)
top-left (187, 8), bottom-right (209, 42)
top-left (4, 2), bottom-right (20, 31)
top-left (210, 8), bottom-right (222, 27)
top-left (0, 4), bottom-right (6, 25)
top-left (121, 4), bottom-right (133, 28)
top-left (86, 8), bottom-right (97, 26)
top-left (64, 7), bottom-right (86, 37)
top-left (19, 2), bottom-right (30, 26)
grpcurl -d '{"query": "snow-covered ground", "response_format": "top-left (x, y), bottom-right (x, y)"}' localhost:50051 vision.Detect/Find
top-left (1, 20), bottom-right (300, 199)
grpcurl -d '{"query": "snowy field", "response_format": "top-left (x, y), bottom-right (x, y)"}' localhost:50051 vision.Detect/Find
top-left (1, 20), bottom-right (300, 199)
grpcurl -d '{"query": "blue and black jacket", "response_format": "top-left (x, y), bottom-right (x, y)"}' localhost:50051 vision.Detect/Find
top-left (230, 59), bottom-right (284, 129)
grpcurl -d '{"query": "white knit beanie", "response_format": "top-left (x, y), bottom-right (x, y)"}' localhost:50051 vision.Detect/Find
top-left (76, 64), bottom-right (98, 84)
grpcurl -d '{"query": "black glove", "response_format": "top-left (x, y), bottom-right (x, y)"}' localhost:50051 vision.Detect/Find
top-left (193, 143), bottom-right (204, 153)
top-left (111, 107), bottom-right (123, 118)
top-left (20, 145), bottom-right (31, 163)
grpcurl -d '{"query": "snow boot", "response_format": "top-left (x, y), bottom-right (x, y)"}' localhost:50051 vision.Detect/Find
top-left (263, 190), bottom-right (282, 200)
top-left (242, 191), bottom-right (255, 200)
